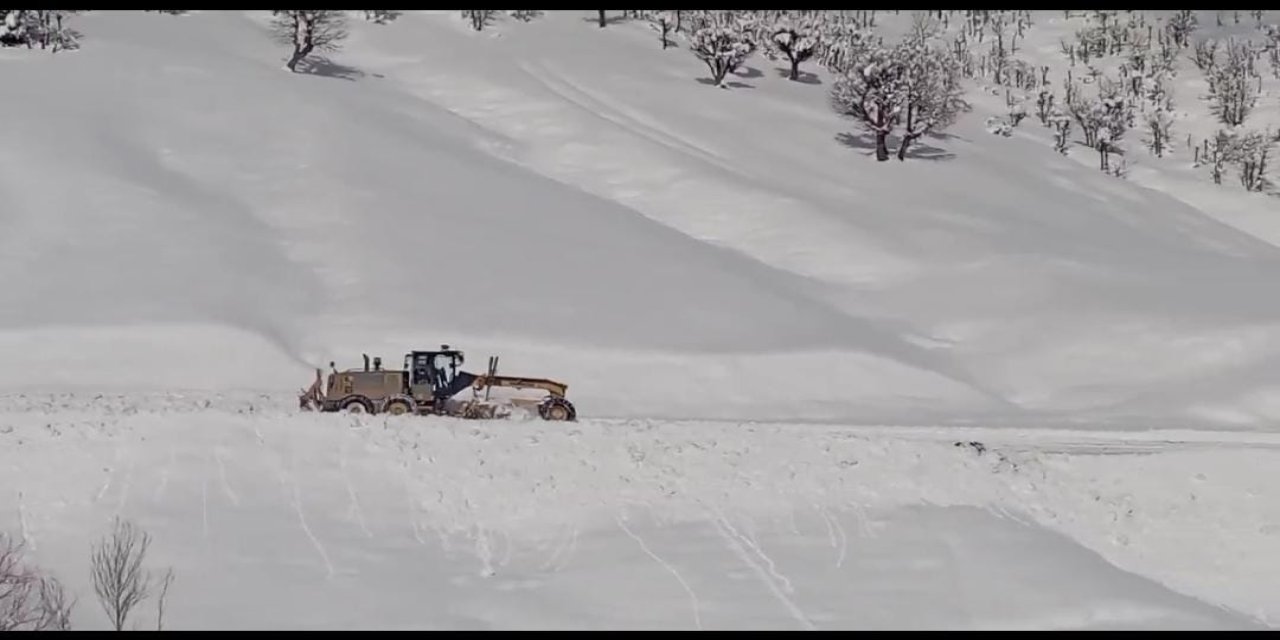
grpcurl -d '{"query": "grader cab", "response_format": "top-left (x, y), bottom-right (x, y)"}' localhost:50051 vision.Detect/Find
top-left (298, 346), bottom-right (576, 421)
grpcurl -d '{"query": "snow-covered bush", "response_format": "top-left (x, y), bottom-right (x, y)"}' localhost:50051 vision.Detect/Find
top-left (271, 10), bottom-right (348, 72)
top-left (0, 10), bottom-right (80, 52)
top-left (683, 11), bottom-right (758, 88)
top-left (0, 533), bottom-right (73, 631)
top-left (985, 115), bottom-right (1013, 137)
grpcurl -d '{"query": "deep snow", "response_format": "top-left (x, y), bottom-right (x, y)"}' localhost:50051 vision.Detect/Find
top-left (2, 9), bottom-right (1280, 630)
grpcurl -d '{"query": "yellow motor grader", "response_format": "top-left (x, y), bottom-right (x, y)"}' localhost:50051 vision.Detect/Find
top-left (298, 346), bottom-right (577, 421)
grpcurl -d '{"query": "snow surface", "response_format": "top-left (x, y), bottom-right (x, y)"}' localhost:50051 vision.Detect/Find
top-left (1, 9), bottom-right (1279, 629)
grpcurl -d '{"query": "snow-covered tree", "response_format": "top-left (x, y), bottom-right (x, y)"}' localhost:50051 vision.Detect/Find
top-left (1167, 10), bottom-right (1197, 48)
top-left (1144, 107), bottom-right (1174, 157)
top-left (507, 10), bottom-right (541, 22)
top-left (1206, 39), bottom-right (1260, 127)
top-left (830, 45), bottom-right (905, 161)
top-left (0, 10), bottom-right (80, 52)
top-left (1193, 38), bottom-right (1219, 73)
top-left (829, 31), bottom-right (965, 162)
top-left (362, 10), bottom-right (400, 24)
top-left (1050, 107), bottom-right (1073, 154)
top-left (271, 10), bottom-right (348, 72)
top-left (1036, 89), bottom-right (1055, 126)
top-left (683, 11), bottom-right (758, 88)
top-left (1066, 76), bottom-right (1133, 171)
top-left (461, 10), bottom-right (497, 31)
top-left (818, 16), bottom-right (874, 75)
top-left (896, 36), bottom-right (966, 160)
top-left (760, 11), bottom-right (826, 81)
top-left (1234, 129), bottom-right (1275, 191)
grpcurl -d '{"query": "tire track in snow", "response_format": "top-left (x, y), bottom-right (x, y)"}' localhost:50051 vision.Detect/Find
top-left (540, 523), bottom-right (572, 571)
top-left (17, 490), bottom-right (33, 550)
top-left (817, 506), bottom-right (847, 569)
top-left (114, 453), bottom-right (135, 515)
top-left (616, 513), bottom-right (704, 630)
top-left (339, 438), bottom-right (372, 539)
top-left (289, 479), bottom-right (335, 579)
top-left (709, 511), bottom-right (815, 631)
top-left (153, 447), bottom-right (176, 503)
top-left (213, 446), bottom-right (240, 507)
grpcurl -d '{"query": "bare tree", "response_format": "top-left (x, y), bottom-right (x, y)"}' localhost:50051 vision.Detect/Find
top-left (683, 11), bottom-right (758, 88)
top-left (271, 10), bottom-right (348, 72)
top-left (461, 9), bottom-right (497, 31)
top-left (0, 533), bottom-right (75, 631)
top-left (155, 568), bottom-right (174, 632)
top-left (90, 518), bottom-right (154, 632)
top-left (647, 10), bottom-right (676, 49)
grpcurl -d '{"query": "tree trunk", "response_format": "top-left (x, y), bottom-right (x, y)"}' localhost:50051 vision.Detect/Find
top-left (788, 55), bottom-right (800, 81)
top-left (286, 43), bottom-right (313, 72)
top-left (598, 10), bottom-right (606, 27)
top-left (875, 131), bottom-right (890, 161)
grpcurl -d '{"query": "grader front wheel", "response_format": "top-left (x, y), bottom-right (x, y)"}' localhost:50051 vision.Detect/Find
top-left (539, 397), bottom-right (576, 422)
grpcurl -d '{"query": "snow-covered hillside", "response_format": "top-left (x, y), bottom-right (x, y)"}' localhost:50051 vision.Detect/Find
top-left (1, 10), bottom-right (1279, 424)
top-left (2, 9), bottom-right (1280, 630)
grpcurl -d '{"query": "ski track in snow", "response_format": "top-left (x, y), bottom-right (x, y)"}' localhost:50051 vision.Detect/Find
top-left (616, 512), bottom-right (704, 630)
top-left (710, 510), bottom-right (816, 631)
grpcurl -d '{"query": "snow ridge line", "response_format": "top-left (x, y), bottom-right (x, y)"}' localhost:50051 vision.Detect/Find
top-left (616, 513), bottom-right (704, 631)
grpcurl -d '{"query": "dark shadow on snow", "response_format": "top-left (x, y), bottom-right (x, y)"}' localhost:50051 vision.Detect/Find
top-left (696, 78), bottom-right (756, 90)
top-left (733, 65), bottom-right (764, 79)
top-left (295, 56), bottom-right (365, 82)
top-left (775, 67), bottom-right (822, 85)
top-left (834, 131), bottom-right (957, 161)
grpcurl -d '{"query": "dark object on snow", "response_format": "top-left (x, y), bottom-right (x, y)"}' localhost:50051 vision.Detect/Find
top-left (954, 440), bottom-right (986, 454)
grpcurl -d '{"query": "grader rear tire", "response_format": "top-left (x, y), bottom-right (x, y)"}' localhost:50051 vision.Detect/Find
top-left (340, 396), bottom-right (374, 414)
top-left (385, 400), bottom-right (412, 416)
